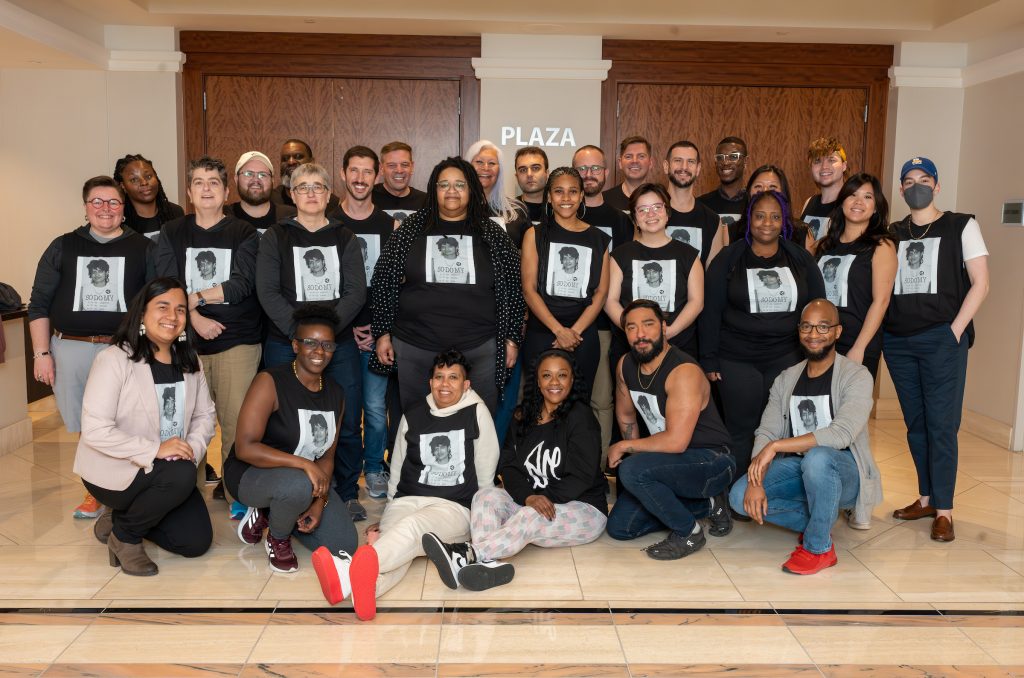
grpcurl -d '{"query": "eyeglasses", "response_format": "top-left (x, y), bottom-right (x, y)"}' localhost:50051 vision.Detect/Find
top-left (714, 152), bottom-right (745, 163)
top-left (298, 337), bottom-right (338, 351)
top-left (574, 165), bottom-right (605, 174)
top-left (437, 180), bottom-right (468, 192)
top-left (798, 322), bottom-right (840, 335)
top-left (87, 198), bottom-right (123, 209)
top-left (294, 183), bottom-right (327, 195)
top-left (635, 203), bottom-right (666, 215)
top-left (238, 170), bottom-right (272, 180)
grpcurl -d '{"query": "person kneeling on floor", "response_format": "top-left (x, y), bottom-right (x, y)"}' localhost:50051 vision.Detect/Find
top-left (729, 298), bottom-right (881, 575)
top-left (421, 348), bottom-right (608, 592)
top-left (311, 349), bottom-right (499, 620)
top-left (605, 299), bottom-right (736, 560)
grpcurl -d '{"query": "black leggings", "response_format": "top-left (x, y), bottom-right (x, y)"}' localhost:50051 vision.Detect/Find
top-left (84, 459), bottom-right (213, 558)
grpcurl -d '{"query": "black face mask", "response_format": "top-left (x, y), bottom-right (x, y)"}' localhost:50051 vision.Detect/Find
top-left (903, 183), bottom-right (934, 210)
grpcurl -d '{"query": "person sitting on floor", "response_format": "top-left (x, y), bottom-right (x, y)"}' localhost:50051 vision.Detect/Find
top-left (310, 349), bottom-right (499, 620)
top-left (605, 299), bottom-right (736, 559)
top-left (75, 277), bottom-right (217, 576)
top-left (729, 298), bottom-right (882, 575)
top-left (420, 348), bottom-right (608, 591)
top-left (222, 304), bottom-right (358, 573)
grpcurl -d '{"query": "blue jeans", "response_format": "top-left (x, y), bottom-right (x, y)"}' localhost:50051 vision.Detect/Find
top-left (883, 324), bottom-right (968, 510)
top-left (264, 337), bottom-right (363, 502)
top-left (607, 448), bottom-right (736, 539)
top-left (494, 357), bottom-right (521, 445)
top-left (729, 447), bottom-right (860, 554)
top-left (360, 349), bottom-right (388, 474)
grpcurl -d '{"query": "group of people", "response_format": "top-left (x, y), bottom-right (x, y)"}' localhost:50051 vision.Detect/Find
top-left (27, 133), bottom-right (989, 619)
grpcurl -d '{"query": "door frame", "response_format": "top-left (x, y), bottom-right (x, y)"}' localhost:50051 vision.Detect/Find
top-left (600, 39), bottom-right (893, 181)
top-left (180, 31), bottom-right (480, 175)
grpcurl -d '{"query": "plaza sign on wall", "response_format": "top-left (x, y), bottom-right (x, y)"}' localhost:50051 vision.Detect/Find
top-left (500, 127), bottom-right (577, 148)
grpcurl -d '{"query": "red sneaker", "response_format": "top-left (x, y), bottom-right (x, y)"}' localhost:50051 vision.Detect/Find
top-left (311, 547), bottom-right (353, 605)
top-left (349, 545), bottom-right (379, 621)
top-left (782, 544), bottom-right (837, 575)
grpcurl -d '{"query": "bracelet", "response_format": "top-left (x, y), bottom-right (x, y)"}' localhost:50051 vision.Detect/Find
top-left (322, 495), bottom-right (329, 509)
top-left (33, 351), bottom-right (51, 359)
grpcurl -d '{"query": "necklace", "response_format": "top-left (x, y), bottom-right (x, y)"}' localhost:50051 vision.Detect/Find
top-left (637, 357), bottom-right (666, 390)
top-left (908, 214), bottom-right (940, 240)
top-left (292, 360), bottom-right (322, 392)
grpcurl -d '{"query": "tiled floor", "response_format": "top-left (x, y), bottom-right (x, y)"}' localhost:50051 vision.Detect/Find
top-left (0, 398), bottom-right (1022, 676)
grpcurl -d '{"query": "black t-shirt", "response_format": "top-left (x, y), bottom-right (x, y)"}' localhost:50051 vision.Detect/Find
top-left (818, 240), bottom-right (881, 359)
top-left (697, 188), bottom-right (746, 240)
top-left (126, 202), bottom-right (185, 240)
top-left (666, 202), bottom-right (720, 263)
top-left (396, 400), bottom-right (480, 509)
top-left (150, 361), bottom-right (186, 442)
top-left (621, 346), bottom-right (731, 451)
top-left (223, 362), bottom-right (344, 498)
top-left (490, 214), bottom-right (527, 250)
top-left (601, 184), bottom-right (631, 213)
top-left (519, 199), bottom-right (546, 225)
top-left (372, 183), bottom-right (427, 222)
top-left (394, 220), bottom-right (497, 352)
top-left (611, 240), bottom-right (698, 349)
top-left (527, 222), bottom-right (609, 328)
top-left (582, 203), bottom-right (634, 330)
top-left (499, 402), bottom-right (607, 515)
top-left (801, 195), bottom-right (838, 242)
top-left (336, 207), bottom-right (396, 326)
top-left (230, 202), bottom-right (296, 234)
top-left (790, 364), bottom-right (834, 438)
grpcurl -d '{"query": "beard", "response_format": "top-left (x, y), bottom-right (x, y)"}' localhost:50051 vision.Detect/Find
top-left (630, 333), bottom-right (665, 365)
top-left (668, 172), bottom-right (695, 189)
top-left (582, 178), bottom-right (605, 197)
top-left (238, 183), bottom-right (270, 205)
top-left (800, 338), bottom-right (836, 362)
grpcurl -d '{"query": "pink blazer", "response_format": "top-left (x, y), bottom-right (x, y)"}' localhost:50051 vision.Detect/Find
top-left (73, 345), bottom-right (217, 491)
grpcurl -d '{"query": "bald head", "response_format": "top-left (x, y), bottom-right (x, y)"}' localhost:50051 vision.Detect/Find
top-left (802, 298), bottom-right (839, 325)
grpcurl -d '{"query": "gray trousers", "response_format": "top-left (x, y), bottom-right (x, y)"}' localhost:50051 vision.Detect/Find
top-left (237, 466), bottom-right (357, 555)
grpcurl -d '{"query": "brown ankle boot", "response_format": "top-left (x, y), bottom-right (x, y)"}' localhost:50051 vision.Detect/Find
top-left (108, 532), bottom-right (158, 576)
top-left (94, 511), bottom-right (113, 544)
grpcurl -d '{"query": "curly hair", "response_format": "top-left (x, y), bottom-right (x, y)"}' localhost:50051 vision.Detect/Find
top-left (113, 154), bottom-right (176, 226)
top-left (514, 348), bottom-right (587, 440)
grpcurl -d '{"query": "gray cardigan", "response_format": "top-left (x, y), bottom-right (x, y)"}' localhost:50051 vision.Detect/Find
top-left (752, 354), bottom-right (882, 524)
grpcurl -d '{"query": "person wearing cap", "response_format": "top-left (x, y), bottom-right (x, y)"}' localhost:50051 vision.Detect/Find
top-left (154, 155), bottom-right (262, 503)
top-left (799, 137), bottom-right (849, 244)
top-left (884, 156), bottom-right (990, 543)
top-left (230, 151), bottom-right (296, 234)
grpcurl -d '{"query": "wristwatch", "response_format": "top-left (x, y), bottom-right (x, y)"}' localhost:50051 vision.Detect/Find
top-left (196, 290), bottom-right (207, 307)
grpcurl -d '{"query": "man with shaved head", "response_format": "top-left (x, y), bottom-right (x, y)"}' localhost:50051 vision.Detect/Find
top-left (729, 299), bottom-right (881, 575)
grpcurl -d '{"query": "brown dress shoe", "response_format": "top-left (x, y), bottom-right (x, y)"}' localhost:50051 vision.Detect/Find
top-left (892, 499), bottom-right (937, 521)
top-left (931, 516), bottom-right (955, 542)
top-left (108, 532), bottom-right (158, 576)
top-left (93, 511), bottom-right (112, 544)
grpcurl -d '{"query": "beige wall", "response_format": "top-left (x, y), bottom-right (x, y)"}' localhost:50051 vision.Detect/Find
top-left (0, 68), bottom-right (179, 298)
top-left (957, 70), bottom-right (1024, 432)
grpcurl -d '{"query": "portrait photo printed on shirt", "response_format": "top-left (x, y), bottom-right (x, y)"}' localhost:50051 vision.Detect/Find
top-left (545, 243), bottom-right (592, 299)
top-left (668, 226), bottom-right (701, 253)
top-left (789, 394), bottom-right (833, 437)
top-left (156, 382), bottom-right (186, 442)
top-left (819, 254), bottom-right (856, 307)
top-left (292, 245), bottom-right (341, 302)
top-left (747, 266), bottom-right (798, 313)
top-left (355, 234), bottom-right (381, 284)
top-left (805, 216), bottom-right (831, 242)
top-left (632, 259), bottom-right (677, 313)
top-left (186, 247), bottom-right (232, 300)
top-left (73, 256), bottom-right (127, 312)
top-left (894, 239), bottom-right (939, 295)
top-left (293, 409), bottom-right (336, 461)
top-left (383, 209), bottom-right (410, 224)
top-left (426, 235), bottom-right (476, 284)
top-left (630, 390), bottom-right (666, 434)
top-left (417, 430), bottom-right (467, 487)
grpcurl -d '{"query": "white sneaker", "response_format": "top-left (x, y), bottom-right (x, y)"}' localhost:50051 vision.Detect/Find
top-left (311, 547), bottom-right (353, 604)
top-left (845, 508), bottom-right (871, 531)
top-left (421, 532), bottom-right (473, 589)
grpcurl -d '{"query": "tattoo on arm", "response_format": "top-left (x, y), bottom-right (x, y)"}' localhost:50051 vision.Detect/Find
top-left (623, 423), bottom-right (636, 440)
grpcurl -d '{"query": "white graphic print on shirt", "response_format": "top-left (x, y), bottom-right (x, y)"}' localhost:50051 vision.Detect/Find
top-left (425, 235), bottom-right (476, 284)
top-left (418, 428), bottom-right (467, 486)
top-left (185, 247), bottom-right (232, 302)
top-left (156, 381), bottom-right (186, 442)
top-left (73, 256), bottom-right (127, 312)
top-left (747, 267), bottom-right (798, 313)
top-left (293, 245), bottom-right (340, 301)
top-left (354, 234), bottom-right (381, 284)
top-left (789, 394), bottom-right (833, 437)
top-left (668, 226), bottom-right (701, 253)
top-left (818, 254), bottom-right (856, 307)
top-left (632, 259), bottom-right (677, 313)
top-left (293, 409), bottom-right (336, 461)
top-left (630, 390), bottom-right (666, 434)
top-left (545, 243), bottom-right (592, 299)
top-left (805, 216), bottom-right (831, 242)
top-left (524, 440), bottom-right (562, 489)
top-left (894, 239), bottom-right (939, 295)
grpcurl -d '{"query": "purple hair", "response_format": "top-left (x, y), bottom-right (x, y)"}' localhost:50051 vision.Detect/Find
top-left (744, 190), bottom-right (794, 244)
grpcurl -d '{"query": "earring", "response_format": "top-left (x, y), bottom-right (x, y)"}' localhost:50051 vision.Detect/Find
top-left (177, 331), bottom-right (186, 343)
top-left (577, 202), bottom-right (587, 220)
top-left (139, 323), bottom-right (146, 336)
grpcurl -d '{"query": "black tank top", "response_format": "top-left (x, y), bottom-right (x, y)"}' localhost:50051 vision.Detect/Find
top-left (666, 202), bottom-right (719, 263)
top-left (800, 194), bottom-right (839, 242)
top-left (621, 346), bottom-right (730, 452)
top-left (817, 240), bottom-right (881, 358)
top-left (611, 240), bottom-right (698, 350)
top-left (529, 222), bottom-right (610, 327)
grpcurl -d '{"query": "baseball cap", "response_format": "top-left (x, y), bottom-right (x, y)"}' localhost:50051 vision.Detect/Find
top-left (900, 156), bottom-right (938, 182)
top-left (235, 151), bottom-right (274, 176)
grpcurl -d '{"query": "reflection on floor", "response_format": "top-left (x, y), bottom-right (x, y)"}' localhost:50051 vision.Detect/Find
top-left (0, 398), bottom-right (1022, 676)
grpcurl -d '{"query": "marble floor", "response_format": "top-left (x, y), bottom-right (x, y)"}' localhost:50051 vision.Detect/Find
top-left (1, 398), bottom-right (1023, 676)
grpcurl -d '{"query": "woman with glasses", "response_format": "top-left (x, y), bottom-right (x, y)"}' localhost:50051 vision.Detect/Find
top-left (28, 176), bottom-right (153, 519)
top-left (370, 157), bottom-right (525, 417)
top-left (813, 173), bottom-right (896, 379)
top-left (606, 183), bottom-right (703, 372)
top-left (222, 304), bottom-right (357, 573)
top-left (256, 162), bottom-right (368, 521)
top-left (113, 154), bottom-right (184, 240)
top-left (700, 190), bottom-right (825, 481)
top-left (520, 167), bottom-right (610, 400)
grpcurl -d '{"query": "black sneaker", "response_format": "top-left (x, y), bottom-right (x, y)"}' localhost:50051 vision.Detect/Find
top-left (707, 491), bottom-right (733, 537)
top-left (458, 561), bottom-right (516, 591)
top-left (644, 528), bottom-right (707, 560)
top-left (204, 463), bottom-right (220, 484)
top-left (212, 480), bottom-right (226, 501)
top-left (421, 532), bottom-right (474, 589)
